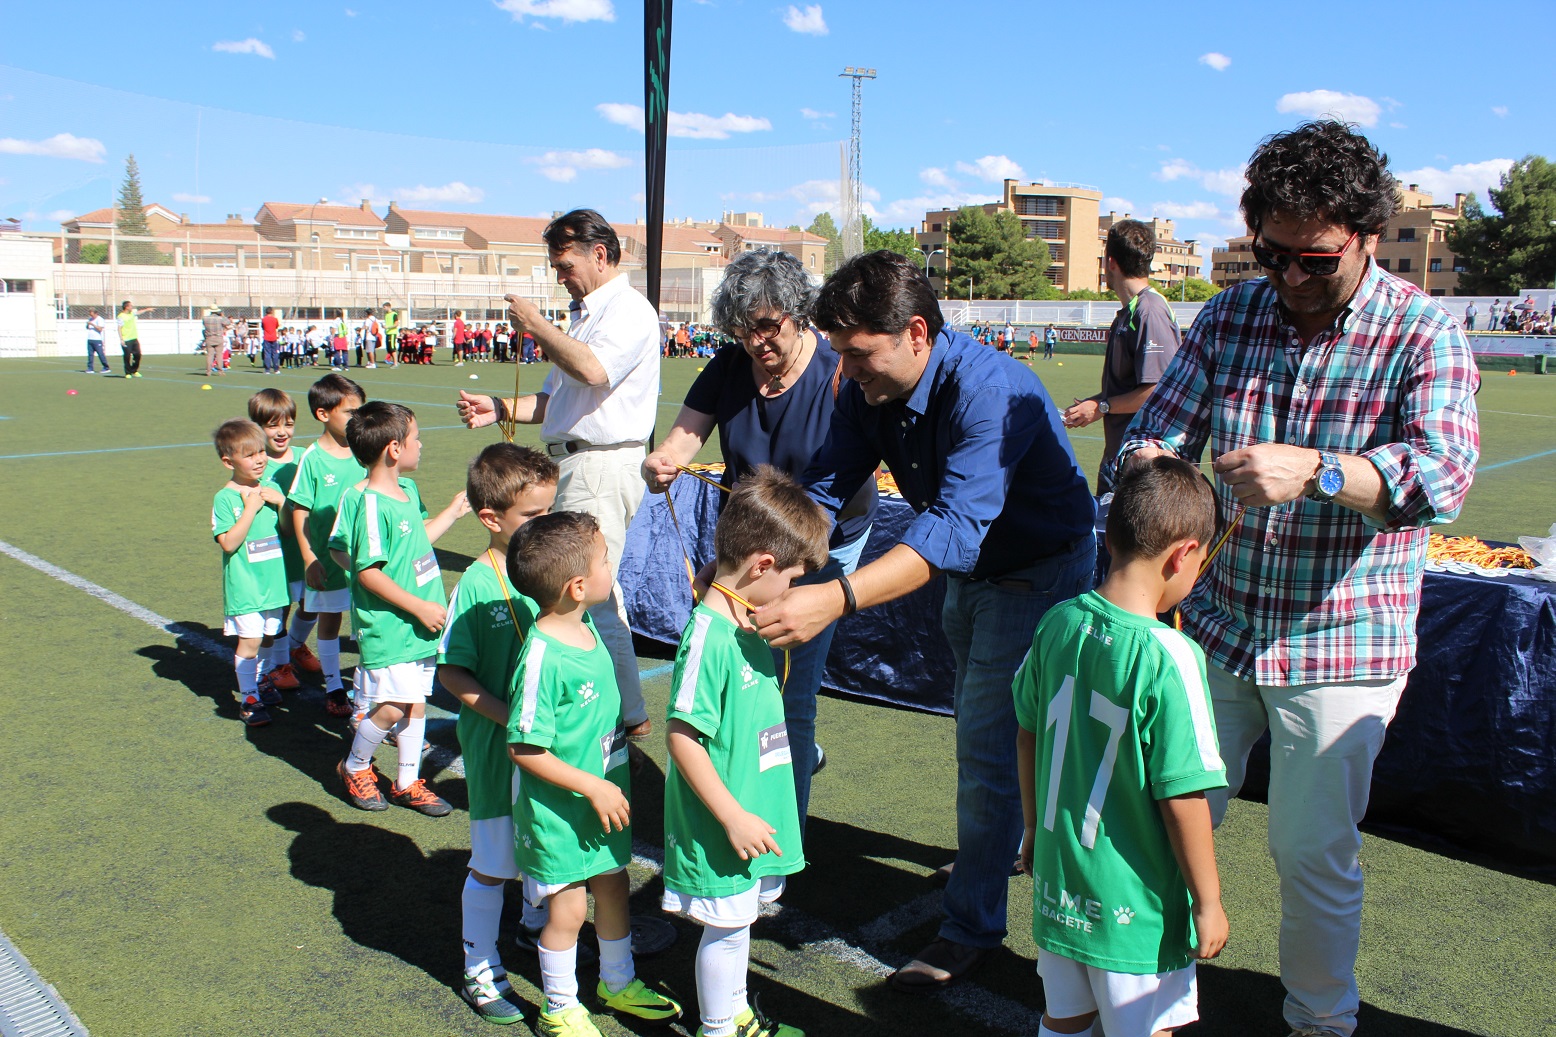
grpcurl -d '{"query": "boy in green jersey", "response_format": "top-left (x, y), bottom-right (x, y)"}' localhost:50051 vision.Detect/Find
top-left (437, 442), bottom-right (559, 1025)
top-left (331, 401), bottom-right (469, 816)
top-left (249, 388), bottom-right (317, 693)
top-left (663, 467), bottom-right (830, 1037)
top-left (1014, 457), bottom-right (1228, 1037)
top-left (211, 419), bottom-right (291, 727)
top-left (287, 374), bottom-right (365, 716)
top-left (505, 512), bottom-right (682, 1037)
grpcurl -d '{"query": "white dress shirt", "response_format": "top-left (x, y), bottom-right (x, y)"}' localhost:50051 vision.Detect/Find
top-left (540, 272), bottom-right (661, 445)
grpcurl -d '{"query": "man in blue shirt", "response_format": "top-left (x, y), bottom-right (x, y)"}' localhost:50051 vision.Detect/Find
top-left (755, 250), bottom-right (1096, 989)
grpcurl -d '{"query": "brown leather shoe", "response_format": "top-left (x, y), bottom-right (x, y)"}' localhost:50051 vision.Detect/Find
top-left (625, 718), bottom-right (653, 742)
top-left (889, 937), bottom-right (991, 991)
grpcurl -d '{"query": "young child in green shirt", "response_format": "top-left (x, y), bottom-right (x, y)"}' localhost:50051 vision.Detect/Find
top-left (330, 401), bottom-right (468, 816)
top-left (1014, 457), bottom-right (1228, 1037)
top-left (663, 467), bottom-right (830, 1037)
top-left (505, 511), bottom-right (682, 1037)
top-left (210, 419), bottom-right (290, 728)
top-left (437, 443), bottom-right (559, 1025)
top-left (287, 374), bottom-right (366, 716)
top-left (248, 388), bottom-right (316, 695)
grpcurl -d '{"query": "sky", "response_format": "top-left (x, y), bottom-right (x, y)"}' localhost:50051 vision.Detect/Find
top-left (3, 0), bottom-right (1553, 272)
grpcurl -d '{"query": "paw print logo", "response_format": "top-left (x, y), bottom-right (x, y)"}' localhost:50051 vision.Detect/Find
top-left (1114, 906), bottom-right (1135, 925)
top-left (740, 663), bottom-right (755, 686)
top-left (665, 832), bottom-right (676, 852)
top-left (398, 519), bottom-right (411, 536)
top-left (324, 474), bottom-right (337, 486)
top-left (489, 604), bottom-right (510, 626)
top-left (521, 834), bottom-right (532, 849)
top-left (578, 680), bottom-right (598, 705)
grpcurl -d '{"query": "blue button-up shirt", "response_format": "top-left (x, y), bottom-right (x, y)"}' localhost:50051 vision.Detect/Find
top-left (803, 329), bottom-right (1094, 580)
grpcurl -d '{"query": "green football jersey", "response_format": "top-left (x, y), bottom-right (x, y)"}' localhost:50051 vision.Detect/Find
top-left (506, 615), bottom-right (631, 885)
top-left (663, 604), bottom-right (804, 898)
top-left (264, 453), bottom-right (304, 585)
top-left (287, 441), bottom-right (365, 592)
top-left (440, 558), bottom-right (539, 821)
top-left (330, 479), bottom-right (443, 669)
top-left (212, 483), bottom-right (290, 616)
top-left (1013, 591), bottom-right (1226, 975)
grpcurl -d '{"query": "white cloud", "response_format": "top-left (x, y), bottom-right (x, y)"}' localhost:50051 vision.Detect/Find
top-left (783, 4), bottom-right (827, 34)
top-left (1395, 159), bottom-right (1513, 202)
top-left (595, 102), bottom-right (771, 139)
top-left (800, 107), bottom-right (835, 120)
top-left (212, 38), bottom-right (276, 59)
top-left (172, 192), bottom-right (212, 204)
top-left (292, 29), bottom-right (306, 42)
top-left (1154, 158), bottom-right (1246, 197)
top-left (1389, 121), bottom-right (1407, 129)
top-left (1492, 105), bottom-right (1509, 118)
top-left (1152, 200), bottom-right (1222, 220)
top-left (1199, 52), bottom-right (1231, 71)
top-left (47, 209), bottom-right (77, 222)
top-left (920, 167), bottom-right (957, 189)
top-left (526, 149), bottom-right (632, 183)
top-left (333, 183), bottom-right (386, 207)
top-left (1103, 196), bottom-right (1135, 212)
top-left (496, 0), bottom-right (615, 23)
top-left (396, 181), bottom-right (486, 204)
top-left (1275, 89), bottom-right (1381, 127)
top-left (868, 190), bottom-right (999, 225)
top-left (954, 154), bottom-right (1024, 182)
top-left (0, 133), bottom-right (106, 163)
top-left (344, 7), bottom-right (357, 15)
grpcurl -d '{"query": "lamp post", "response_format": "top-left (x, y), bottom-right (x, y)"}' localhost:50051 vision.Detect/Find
top-left (1549, 220), bottom-right (1556, 290)
top-left (911, 245), bottom-right (944, 283)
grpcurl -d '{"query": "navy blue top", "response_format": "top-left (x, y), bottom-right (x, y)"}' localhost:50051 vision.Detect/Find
top-left (802, 329), bottom-right (1094, 580)
top-left (684, 336), bottom-right (876, 548)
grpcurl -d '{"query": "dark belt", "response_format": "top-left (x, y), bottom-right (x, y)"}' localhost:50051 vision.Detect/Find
top-left (544, 440), bottom-right (644, 458)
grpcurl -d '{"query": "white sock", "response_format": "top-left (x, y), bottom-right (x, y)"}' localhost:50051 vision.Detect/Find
top-left (235, 653), bottom-right (260, 704)
top-left (597, 934), bottom-right (634, 994)
top-left (346, 716), bottom-right (391, 772)
top-left (1038, 1025), bottom-right (1093, 1037)
top-left (537, 941), bottom-right (579, 1014)
top-left (318, 637), bottom-right (342, 692)
top-left (395, 715), bottom-right (426, 791)
top-left (519, 883), bottom-right (549, 931)
top-left (266, 639), bottom-right (289, 672)
top-left (696, 924), bottom-right (751, 1036)
top-left (462, 874), bottom-right (505, 975)
top-left (288, 614), bottom-right (317, 650)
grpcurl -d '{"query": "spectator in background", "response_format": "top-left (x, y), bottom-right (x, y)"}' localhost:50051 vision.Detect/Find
top-left (1488, 299), bottom-right (1500, 329)
top-left (117, 299), bottom-right (152, 378)
top-left (85, 307), bottom-right (108, 374)
top-left (261, 307), bottom-right (281, 374)
top-left (203, 306), bottom-right (230, 378)
top-left (1044, 324), bottom-right (1057, 359)
top-left (1463, 300), bottom-right (1477, 331)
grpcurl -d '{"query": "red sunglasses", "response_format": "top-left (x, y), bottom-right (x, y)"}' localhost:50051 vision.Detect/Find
top-left (1251, 230), bottom-right (1359, 277)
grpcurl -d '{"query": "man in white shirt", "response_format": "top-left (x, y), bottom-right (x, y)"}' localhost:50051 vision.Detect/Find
top-left (85, 307), bottom-right (109, 373)
top-left (455, 208), bottom-right (660, 736)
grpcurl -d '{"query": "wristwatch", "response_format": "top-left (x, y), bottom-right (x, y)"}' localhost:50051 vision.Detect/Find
top-left (1308, 450), bottom-right (1345, 502)
top-left (1097, 398), bottom-right (1111, 415)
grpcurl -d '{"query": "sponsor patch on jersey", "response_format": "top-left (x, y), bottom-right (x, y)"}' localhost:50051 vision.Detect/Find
top-left (413, 551), bottom-right (440, 587)
top-left (600, 724), bottom-right (627, 773)
top-left (757, 722), bottom-right (791, 772)
top-left (246, 535), bottom-right (282, 563)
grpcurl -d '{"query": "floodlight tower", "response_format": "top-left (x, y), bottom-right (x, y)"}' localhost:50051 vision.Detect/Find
top-left (838, 65), bottom-right (876, 258)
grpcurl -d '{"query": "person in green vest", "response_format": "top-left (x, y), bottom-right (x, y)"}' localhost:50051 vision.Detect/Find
top-left (117, 299), bottom-right (153, 378)
top-left (383, 302), bottom-right (400, 363)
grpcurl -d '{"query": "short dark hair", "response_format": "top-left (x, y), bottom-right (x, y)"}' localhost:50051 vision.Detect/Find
top-left (307, 373), bottom-right (366, 419)
top-left (1107, 456), bottom-right (1218, 563)
top-left (345, 400), bottom-right (415, 468)
top-left (1240, 120), bottom-right (1399, 237)
top-left (507, 511), bottom-right (600, 608)
top-left (467, 442), bottom-right (559, 514)
top-left (213, 418), bottom-right (266, 460)
top-left (1106, 220), bottom-right (1156, 280)
top-left (715, 465), bottom-right (830, 573)
top-left (813, 250), bottom-right (944, 341)
top-left (247, 387), bottom-right (296, 427)
top-left (542, 208), bottom-right (621, 266)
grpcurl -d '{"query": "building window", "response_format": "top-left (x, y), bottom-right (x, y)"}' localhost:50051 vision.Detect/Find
top-left (412, 227), bottom-right (463, 240)
top-left (1430, 289), bottom-right (1446, 296)
top-left (1014, 196), bottom-right (1063, 217)
top-left (1048, 243), bottom-right (1066, 263)
top-left (1, 279), bottom-right (34, 293)
top-left (1396, 228), bottom-right (1416, 242)
top-left (1377, 258), bottom-right (1390, 270)
top-left (1429, 258), bottom-right (1442, 272)
top-left (930, 223), bottom-right (942, 232)
top-left (1396, 257), bottom-right (1411, 273)
top-left (1453, 259), bottom-right (1468, 272)
top-left (336, 228), bottom-right (380, 240)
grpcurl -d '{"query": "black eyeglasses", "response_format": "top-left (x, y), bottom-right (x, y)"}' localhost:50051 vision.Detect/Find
top-left (737, 314), bottom-right (792, 341)
top-left (1250, 230), bottom-right (1359, 277)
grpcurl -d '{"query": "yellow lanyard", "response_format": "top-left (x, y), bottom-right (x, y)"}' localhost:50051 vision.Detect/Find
top-left (1174, 504), bottom-right (1247, 631)
top-left (710, 580), bottom-right (791, 691)
top-left (486, 548), bottom-right (527, 638)
top-left (663, 463), bottom-right (732, 599)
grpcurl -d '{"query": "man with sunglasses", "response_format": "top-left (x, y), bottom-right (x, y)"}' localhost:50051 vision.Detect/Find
top-left (1119, 121), bottom-right (1479, 1037)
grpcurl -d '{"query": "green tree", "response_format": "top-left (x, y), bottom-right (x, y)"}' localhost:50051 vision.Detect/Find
top-left (806, 211), bottom-right (844, 274)
top-left (861, 214), bottom-right (917, 259)
top-left (1149, 277), bottom-right (1218, 302)
top-left (1062, 288), bottom-right (1116, 301)
top-left (113, 154), bottom-right (170, 265)
top-left (943, 206), bottom-right (1055, 299)
top-left (77, 242), bottom-right (109, 264)
top-left (1447, 155), bottom-right (1556, 294)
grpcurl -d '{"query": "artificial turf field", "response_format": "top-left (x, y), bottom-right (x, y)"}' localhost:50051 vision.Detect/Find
top-left (1, 349), bottom-right (1554, 1037)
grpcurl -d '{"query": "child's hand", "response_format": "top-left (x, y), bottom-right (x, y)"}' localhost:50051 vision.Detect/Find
top-left (258, 485), bottom-right (286, 507)
top-left (449, 490), bottom-right (471, 517)
top-left (1018, 825), bottom-right (1035, 876)
top-left (1192, 898), bottom-right (1229, 960)
top-left (586, 777), bottom-right (631, 833)
top-left (723, 810), bottom-right (781, 861)
top-left (240, 485), bottom-right (265, 509)
top-left (411, 600), bottom-right (448, 634)
top-left (304, 558), bottom-right (326, 590)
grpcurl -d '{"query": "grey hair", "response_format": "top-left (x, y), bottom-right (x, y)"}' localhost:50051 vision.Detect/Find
top-left (710, 249), bottom-right (817, 333)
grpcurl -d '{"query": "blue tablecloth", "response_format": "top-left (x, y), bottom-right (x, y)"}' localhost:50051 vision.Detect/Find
top-left (621, 478), bottom-right (1556, 860)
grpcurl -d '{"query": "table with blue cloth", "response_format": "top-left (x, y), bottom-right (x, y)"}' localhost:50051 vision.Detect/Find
top-left (619, 477), bottom-right (1556, 862)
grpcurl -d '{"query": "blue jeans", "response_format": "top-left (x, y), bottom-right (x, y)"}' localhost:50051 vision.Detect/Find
top-left (86, 340), bottom-right (107, 371)
top-left (938, 534), bottom-right (1096, 949)
top-left (262, 342), bottom-right (280, 372)
top-left (774, 526), bottom-right (871, 834)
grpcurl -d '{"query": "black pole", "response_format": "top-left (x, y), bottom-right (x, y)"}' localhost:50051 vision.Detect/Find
top-left (644, 0), bottom-right (673, 315)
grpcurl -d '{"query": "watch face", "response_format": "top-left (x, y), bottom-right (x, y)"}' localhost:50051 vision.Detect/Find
top-left (1318, 466), bottom-right (1345, 497)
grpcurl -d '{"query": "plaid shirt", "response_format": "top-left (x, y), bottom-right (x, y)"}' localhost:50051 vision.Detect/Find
top-left (1118, 262), bottom-right (1480, 685)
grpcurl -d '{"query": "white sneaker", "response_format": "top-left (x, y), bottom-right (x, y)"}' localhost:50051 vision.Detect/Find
top-left (365, 362), bottom-right (377, 369)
